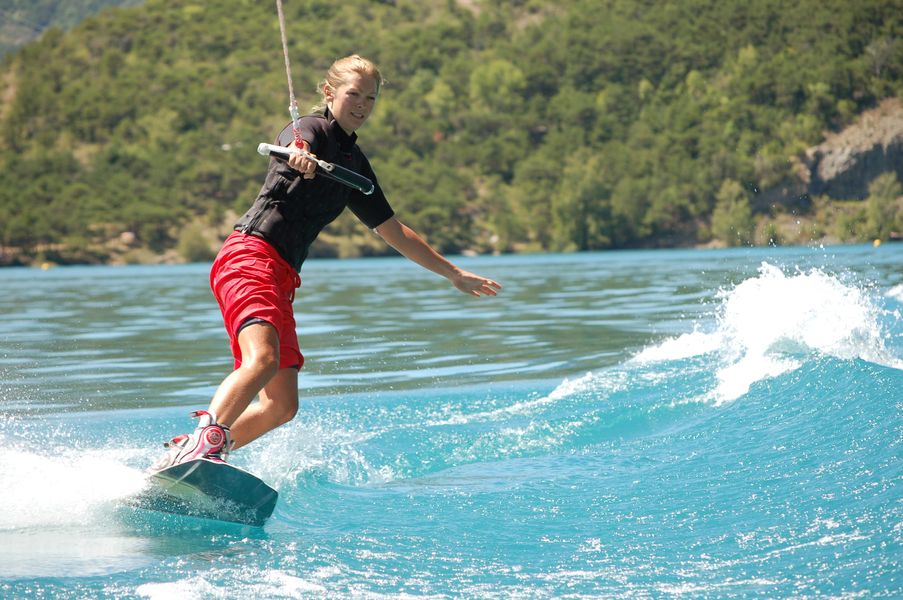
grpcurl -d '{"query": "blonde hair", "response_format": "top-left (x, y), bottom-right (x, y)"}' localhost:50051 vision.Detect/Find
top-left (313, 54), bottom-right (384, 112)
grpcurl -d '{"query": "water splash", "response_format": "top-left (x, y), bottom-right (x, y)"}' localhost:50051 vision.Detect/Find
top-left (244, 419), bottom-right (398, 488)
top-left (634, 262), bottom-right (902, 404)
top-left (0, 447), bottom-right (147, 531)
top-left (135, 570), bottom-right (327, 599)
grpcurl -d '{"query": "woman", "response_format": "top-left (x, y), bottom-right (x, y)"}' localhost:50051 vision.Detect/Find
top-left (153, 55), bottom-right (501, 469)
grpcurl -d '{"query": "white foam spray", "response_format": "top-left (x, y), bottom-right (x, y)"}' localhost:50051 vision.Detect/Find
top-left (0, 445), bottom-right (147, 531)
top-left (634, 262), bottom-right (903, 405)
top-left (887, 283), bottom-right (903, 304)
top-left (242, 419), bottom-right (398, 488)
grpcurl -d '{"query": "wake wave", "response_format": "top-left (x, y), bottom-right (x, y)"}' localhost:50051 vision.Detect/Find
top-left (11, 263), bottom-right (890, 500)
top-left (246, 367), bottom-right (698, 489)
top-left (250, 262), bottom-right (902, 489)
top-left (634, 262), bottom-right (902, 404)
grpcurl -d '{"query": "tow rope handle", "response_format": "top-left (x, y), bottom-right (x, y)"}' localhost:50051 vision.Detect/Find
top-left (257, 143), bottom-right (375, 195)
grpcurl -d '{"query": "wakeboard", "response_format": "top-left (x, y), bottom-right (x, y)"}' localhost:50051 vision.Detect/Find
top-left (132, 458), bottom-right (278, 526)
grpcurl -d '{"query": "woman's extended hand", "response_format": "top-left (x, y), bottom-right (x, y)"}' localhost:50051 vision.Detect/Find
top-left (287, 139), bottom-right (317, 179)
top-left (451, 270), bottom-right (502, 297)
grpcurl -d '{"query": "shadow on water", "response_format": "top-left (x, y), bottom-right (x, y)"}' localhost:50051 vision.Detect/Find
top-left (1, 504), bottom-right (270, 580)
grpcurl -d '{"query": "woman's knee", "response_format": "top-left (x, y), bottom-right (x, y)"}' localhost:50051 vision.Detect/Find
top-left (256, 348), bottom-right (281, 375)
top-left (261, 373), bottom-right (298, 426)
top-left (276, 401), bottom-right (298, 426)
top-left (271, 389), bottom-right (298, 425)
top-left (237, 323), bottom-right (281, 379)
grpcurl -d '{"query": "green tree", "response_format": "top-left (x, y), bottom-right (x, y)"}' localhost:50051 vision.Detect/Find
top-left (864, 172), bottom-right (903, 240)
top-left (711, 179), bottom-right (755, 246)
top-left (551, 149), bottom-right (616, 251)
top-left (2, 0), bottom-right (902, 264)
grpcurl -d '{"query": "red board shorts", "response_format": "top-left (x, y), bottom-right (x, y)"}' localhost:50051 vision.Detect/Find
top-left (210, 232), bottom-right (304, 370)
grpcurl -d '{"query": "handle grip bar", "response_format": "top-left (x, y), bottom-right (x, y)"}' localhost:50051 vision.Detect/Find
top-left (257, 143), bottom-right (375, 195)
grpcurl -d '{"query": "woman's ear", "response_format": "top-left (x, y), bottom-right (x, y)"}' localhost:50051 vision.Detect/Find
top-left (323, 83), bottom-right (335, 105)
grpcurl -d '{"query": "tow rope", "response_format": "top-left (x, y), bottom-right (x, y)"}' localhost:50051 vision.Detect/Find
top-left (276, 0), bottom-right (304, 147)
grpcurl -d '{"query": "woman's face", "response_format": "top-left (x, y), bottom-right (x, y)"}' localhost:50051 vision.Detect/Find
top-left (326, 73), bottom-right (379, 134)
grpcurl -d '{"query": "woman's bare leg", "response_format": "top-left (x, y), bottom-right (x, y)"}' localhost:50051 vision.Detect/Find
top-left (228, 367), bottom-right (299, 450)
top-left (207, 323), bottom-right (280, 427)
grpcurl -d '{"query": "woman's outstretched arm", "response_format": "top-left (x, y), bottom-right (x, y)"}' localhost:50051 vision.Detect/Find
top-left (374, 217), bottom-right (501, 297)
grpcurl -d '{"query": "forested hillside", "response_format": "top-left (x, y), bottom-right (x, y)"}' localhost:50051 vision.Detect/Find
top-left (1, 0), bottom-right (901, 265)
top-left (0, 0), bottom-right (143, 56)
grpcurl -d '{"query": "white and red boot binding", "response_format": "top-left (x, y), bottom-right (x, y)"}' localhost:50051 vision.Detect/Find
top-left (151, 410), bottom-right (233, 471)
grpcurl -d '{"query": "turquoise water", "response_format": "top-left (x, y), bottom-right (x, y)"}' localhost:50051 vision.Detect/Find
top-left (1, 245), bottom-right (901, 598)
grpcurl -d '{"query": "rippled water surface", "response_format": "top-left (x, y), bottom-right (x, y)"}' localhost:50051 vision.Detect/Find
top-left (1, 245), bottom-right (901, 598)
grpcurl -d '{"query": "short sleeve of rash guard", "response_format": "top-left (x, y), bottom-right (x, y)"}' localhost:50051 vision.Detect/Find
top-left (346, 156), bottom-right (394, 229)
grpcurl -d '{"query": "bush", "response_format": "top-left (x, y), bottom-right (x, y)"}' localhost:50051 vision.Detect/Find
top-left (864, 172), bottom-right (903, 239)
top-left (176, 222), bottom-right (216, 263)
top-left (711, 179), bottom-right (755, 246)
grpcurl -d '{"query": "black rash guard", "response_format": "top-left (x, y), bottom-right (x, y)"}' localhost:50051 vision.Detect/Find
top-left (234, 110), bottom-right (395, 271)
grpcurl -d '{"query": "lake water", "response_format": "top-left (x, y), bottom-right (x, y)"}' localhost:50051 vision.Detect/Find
top-left (1, 245), bottom-right (901, 598)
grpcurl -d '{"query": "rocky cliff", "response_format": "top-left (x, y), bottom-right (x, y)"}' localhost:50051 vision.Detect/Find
top-left (804, 98), bottom-right (903, 200)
